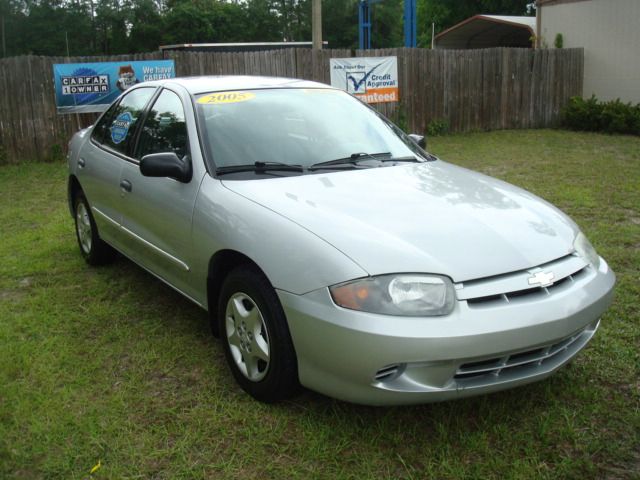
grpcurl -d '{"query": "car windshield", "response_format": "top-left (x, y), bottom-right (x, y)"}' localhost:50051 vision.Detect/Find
top-left (194, 88), bottom-right (425, 170)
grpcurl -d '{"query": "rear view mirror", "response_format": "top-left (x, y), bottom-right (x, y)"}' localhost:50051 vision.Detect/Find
top-left (408, 134), bottom-right (426, 149)
top-left (140, 152), bottom-right (192, 183)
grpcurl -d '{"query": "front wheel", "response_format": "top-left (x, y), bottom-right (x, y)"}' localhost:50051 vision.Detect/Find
top-left (74, 192), bottom-right (115, 265)
top-left (218, 265), bottom-right (300, 402)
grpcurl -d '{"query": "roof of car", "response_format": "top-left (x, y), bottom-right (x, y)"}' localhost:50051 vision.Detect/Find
top-left (142, 75), bottom-right (333, 95)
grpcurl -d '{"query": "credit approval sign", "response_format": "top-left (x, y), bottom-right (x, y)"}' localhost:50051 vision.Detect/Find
top-left (329, 56), bottom-right (399, 104)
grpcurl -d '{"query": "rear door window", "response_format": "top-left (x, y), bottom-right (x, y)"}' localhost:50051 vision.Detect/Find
top-left (91, 102), bottom-right (120, 144)
top-left (96, 87), bottom-right (156, 156)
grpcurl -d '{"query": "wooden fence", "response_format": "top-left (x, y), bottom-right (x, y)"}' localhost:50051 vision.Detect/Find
top-left (0, 47), bottom-right (583, 163)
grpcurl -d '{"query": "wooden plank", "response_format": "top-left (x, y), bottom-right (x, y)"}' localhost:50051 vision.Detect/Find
top-left (212, 52), bottom-right (222, 75)
top-left (0, 57), bottom-right (16, 162)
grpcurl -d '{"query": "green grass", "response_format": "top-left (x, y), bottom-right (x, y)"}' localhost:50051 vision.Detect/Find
top-left (1, 130), bottom-right (638, 479)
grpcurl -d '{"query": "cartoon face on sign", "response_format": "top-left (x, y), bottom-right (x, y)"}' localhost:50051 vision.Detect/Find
top-left (110, 112), bottom-right (133, 144)
top-left (116, 65), bottom-right (139, 92)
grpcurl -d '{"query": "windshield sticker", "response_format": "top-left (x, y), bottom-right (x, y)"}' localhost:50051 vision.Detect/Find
top-left (197, 91), bottom-right (256, 105)
top-left (110, 112), bottom-right (133, 144)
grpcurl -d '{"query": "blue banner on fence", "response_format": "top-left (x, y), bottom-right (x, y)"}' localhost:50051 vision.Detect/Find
top-left (53, 60), bottom-right (176, 114)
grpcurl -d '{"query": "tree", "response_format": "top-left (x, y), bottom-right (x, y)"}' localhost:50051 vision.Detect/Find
top-left (243, 0), bottom-right (282, 42)
top-left (162, 0), bottom-right (247, 45)
top-left (322, 0), bottom-right (358, 49)
top-left (13, 0), bottom-right (95, 55)
top-left (0, 0), bottom-right (30, 57)
top-left (94, 0), bottom-right (132, 55)
top-left (371, 0), bottom-right (403, 48)
top-left (129, 0), bottom-right (164, 53)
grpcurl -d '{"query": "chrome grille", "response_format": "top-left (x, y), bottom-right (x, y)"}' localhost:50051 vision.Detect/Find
top-left (454, 328), bottom-right (586, 380)
top-left (458, 254), bottom-right (591, 307)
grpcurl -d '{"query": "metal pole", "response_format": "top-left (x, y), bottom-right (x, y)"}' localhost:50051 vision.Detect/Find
top-left (412, 0), bottom-right (417, 47)
top-left (403, 0), bottom-right (416, 48)
top-left (359, 1), bottom-right (372, 50)
top-left (312, 0), bottom-right (322, 50)
top-left (535, 1), bottom-right (542, 48)
top-left (358, 1), bottom-right (365, 50)
top-left (1, 16), bottom-right (5, 57)
top-left (431, 22), bottom-right (435, 49)
top-left (66, 31), bottom-right (81, 129)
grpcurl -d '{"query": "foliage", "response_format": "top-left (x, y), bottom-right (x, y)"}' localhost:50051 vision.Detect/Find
top-left (563, 96), bottom-right (640, 135)
top-left (0, 0), bottom-right (528, 55)
top-left (417, 0), bottom-right (532, 48)
top-left (426, 118), bottom-right (450, 136)
top-left (0, 0), bottom-right (413, 56)
top-left (563, 96), bottom-right (602, 131)
top-left (322, 0), bottom-right (358, 50)
top-left (390, 104), bottom-right (408, 132)
top-left (370, 0), bottom-right (404, 48)
top-left (48, 143), bottom-right (64, 162)
top-left (128, 0), bottom-right (166, 53)
top-left (162, 0), bottom-right (247, 45)
top-left (1, 130), bottom-right (639, 478)
top-left (554, 32), bottom-right (564, 49)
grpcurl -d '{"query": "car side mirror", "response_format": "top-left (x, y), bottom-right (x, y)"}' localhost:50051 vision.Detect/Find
top-left (140, 152), bottom-right (192, 183)
top-left (408, 134), bottom-right (426, 149)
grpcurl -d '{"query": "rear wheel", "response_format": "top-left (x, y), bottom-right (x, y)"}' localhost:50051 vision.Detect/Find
top-left (218, 265), bottom-right (299, 402)
top-left (74, 192), bottom-right (115, 265)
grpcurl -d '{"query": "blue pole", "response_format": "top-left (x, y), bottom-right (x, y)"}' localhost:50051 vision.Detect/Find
top-left (361, 0), bottom-right (411, 50)
top-left (403, 0), bottom-right (417, 47)
top-left (359, 1), bottom-right (372, 50)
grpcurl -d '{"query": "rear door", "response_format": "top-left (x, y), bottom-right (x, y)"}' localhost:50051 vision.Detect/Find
top-left (77, 87), bottom-right (156, 243)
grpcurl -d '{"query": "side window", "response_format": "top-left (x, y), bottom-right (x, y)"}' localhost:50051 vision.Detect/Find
top-left (137, 90), bottom-right (189, 160)
top-left (99, 87), bottom-right (155, 155)
top-left (91, 102), bottom-right (119, 144)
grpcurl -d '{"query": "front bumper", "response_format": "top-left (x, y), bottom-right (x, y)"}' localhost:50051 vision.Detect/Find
top-left (278, 259), bottom-right (615, 406)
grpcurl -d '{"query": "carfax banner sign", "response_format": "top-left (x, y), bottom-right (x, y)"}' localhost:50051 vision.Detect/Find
top-left (53, 60), bottom-right (176, 114)
top-left (329, 56), bottom-right (399, 104)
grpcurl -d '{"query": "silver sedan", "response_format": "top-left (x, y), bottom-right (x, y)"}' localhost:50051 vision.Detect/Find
top-left (67, 76), bottom-right (615, 405)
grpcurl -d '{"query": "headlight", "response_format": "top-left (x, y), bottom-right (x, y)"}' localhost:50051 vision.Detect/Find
top-left (573, 232), bottom-right (600, 268)
top-left (329, 274), bottom-right (455, 316)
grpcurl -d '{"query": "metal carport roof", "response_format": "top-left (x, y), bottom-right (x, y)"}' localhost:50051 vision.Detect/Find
top-left (435, 15), bottom-right (536, 49)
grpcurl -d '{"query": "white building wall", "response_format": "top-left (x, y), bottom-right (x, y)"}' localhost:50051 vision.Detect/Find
top-left (540, 0), bottom-right (640, 103)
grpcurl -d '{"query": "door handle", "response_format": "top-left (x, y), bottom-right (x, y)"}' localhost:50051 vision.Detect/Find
top-left (78, 158), bottom-right (86, 168)
top-left (120, 179), bottom-right (132, 193)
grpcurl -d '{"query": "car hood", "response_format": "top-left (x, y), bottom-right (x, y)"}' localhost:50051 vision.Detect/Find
top-left (221, 161), bottom-right (578, 282)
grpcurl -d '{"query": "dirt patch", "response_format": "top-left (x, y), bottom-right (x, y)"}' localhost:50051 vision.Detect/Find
top-left (0, 289), bottom-right (26, 302)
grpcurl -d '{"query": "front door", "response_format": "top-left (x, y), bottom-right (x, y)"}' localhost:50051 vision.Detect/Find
top-left (118, 87), bottom-right (203, 302)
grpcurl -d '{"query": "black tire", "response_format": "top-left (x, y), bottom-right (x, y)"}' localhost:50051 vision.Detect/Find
top-left (218, 265), bottom-right (300, 403)
top-left (73, 191), bottom-right (115, 266)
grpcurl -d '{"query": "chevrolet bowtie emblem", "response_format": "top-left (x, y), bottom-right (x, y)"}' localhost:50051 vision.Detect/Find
top-left (528, 271), bottom-right (555, 287)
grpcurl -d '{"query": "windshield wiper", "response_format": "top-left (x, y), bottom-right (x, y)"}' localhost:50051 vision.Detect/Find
top-left (376, 156), bottom-right (423, 163)
top-left (309, 152), bottom-right (422, 170)
top-left (216, 161), bottom-right (305, 175)
top-left (308, 152), bottom-right (391, 170)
